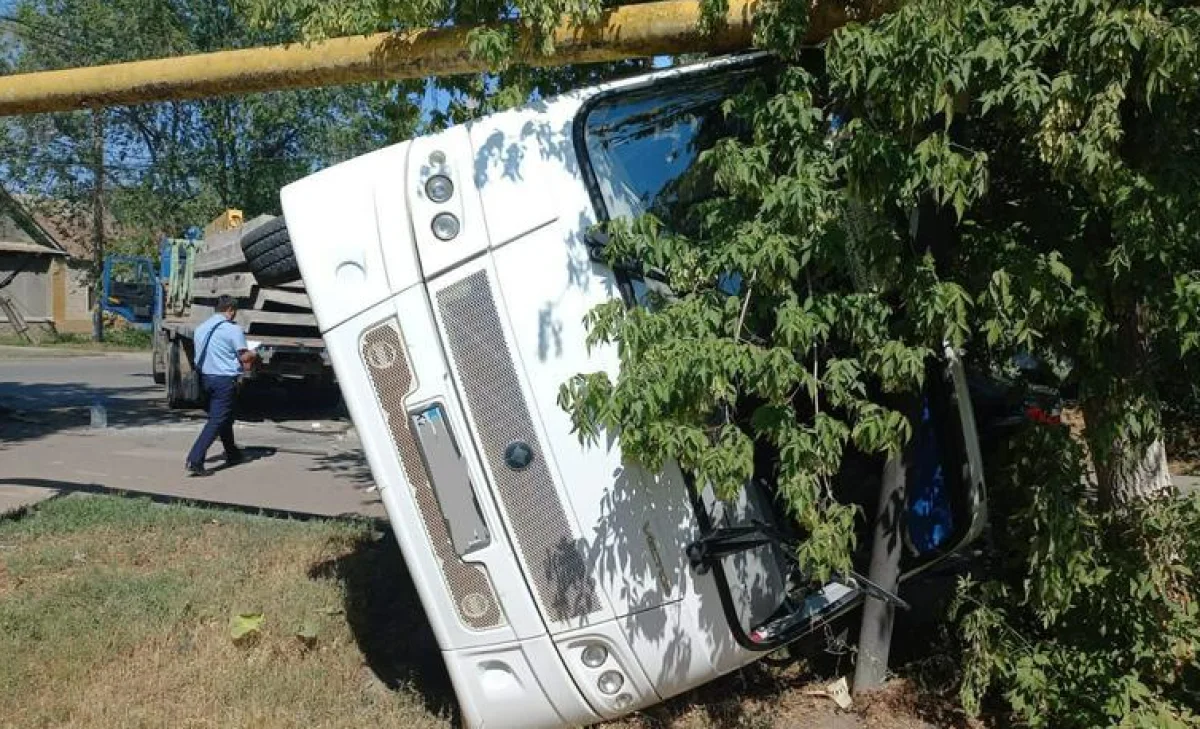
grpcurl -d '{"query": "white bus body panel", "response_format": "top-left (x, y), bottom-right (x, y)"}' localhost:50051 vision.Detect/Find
top-left (283, 58), bottom-right (793, 729)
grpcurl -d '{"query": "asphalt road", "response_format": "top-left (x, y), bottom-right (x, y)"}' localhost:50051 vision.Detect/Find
top-left (0, 350), bottom-right (154, 408)
top-left (0, 347), bottom-right (383, 519)
top-left (0, 346), bottom-right (1194, 518)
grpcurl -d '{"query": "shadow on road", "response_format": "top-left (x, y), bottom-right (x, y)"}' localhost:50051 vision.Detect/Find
top-left (0, 381), bottom-right (180, 449)
top-left (202, 446), bottom-right (279, 472)
top-left (310, 451), bottom-right (374, 486)
top-left (0, 378), bottom-right (347, 450)
top-left (309, 530), bottom-right (458, 721)
top-left (235, 381), bottom-right (347, 423)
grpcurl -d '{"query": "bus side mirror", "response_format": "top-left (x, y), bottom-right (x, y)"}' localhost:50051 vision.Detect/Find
top-left (584, 229), bottom-right (610, 263)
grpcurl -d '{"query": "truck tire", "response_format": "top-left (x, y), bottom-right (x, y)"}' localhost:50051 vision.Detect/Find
top-left (152, 329), bottom-right (167, 385)
top-left (240, 216), bottom-right (300, 287)
top-left (166, 338), bottom-right (193, 410)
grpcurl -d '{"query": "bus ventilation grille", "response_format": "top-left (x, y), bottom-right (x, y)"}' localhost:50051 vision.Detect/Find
top-left (361, 317), bottom-right (504, 630)
top-left (437, 271), bottom-right (600, 623)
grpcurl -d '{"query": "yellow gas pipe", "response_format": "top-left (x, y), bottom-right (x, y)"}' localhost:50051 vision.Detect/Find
top-left (0, 0), bottom-right (892, 116)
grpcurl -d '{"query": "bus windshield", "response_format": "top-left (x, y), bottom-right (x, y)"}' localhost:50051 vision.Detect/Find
top-left (580, 64), bottom-right (763, 228)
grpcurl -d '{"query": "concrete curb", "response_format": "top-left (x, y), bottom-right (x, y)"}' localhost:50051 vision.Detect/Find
top-left (0, 344), bottom-right (148, 358)
top-left (0, 485), bottom-right (61, 518)
top-left (0, 485), bottom-right (388, 525)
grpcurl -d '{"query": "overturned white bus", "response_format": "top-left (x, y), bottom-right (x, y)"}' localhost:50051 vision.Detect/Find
top-left (280, 54), bottom-right (987, 728)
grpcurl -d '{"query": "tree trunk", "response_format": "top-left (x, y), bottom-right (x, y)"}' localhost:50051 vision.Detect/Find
top-left (1082, 306), bottom-right (1175, 509)
top-left (1083, 391), bottom-right (1174, 510)
top-left (90, 108), bottom-right (106, 344)
top-left (854, 113), bottom-right (960, 693)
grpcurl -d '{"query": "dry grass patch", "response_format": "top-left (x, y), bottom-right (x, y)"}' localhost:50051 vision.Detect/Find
top-left (1, 494), bottom-right (973, 729)
top-left (605, 664), bottom-right (979, 729)
top-left (0, 494), bottom-right (451, 729)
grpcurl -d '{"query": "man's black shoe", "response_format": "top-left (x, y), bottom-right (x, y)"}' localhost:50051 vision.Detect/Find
top-left (185, 462), bottom-right (209, 477)
top-left (225, 449), bottom-right (246, 466)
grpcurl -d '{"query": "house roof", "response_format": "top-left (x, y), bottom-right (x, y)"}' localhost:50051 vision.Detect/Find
top-left (0, 240), bottom-right (63, 256)
top-left (0, 185), bottom-right (68, 256)
top-left (0, 187), bottom-right (119, 261)
top-left (14, 196), bottom-right (100, 260)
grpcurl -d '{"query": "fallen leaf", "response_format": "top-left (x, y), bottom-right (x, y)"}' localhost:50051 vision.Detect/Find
top-left (827, 677), bottom-right (853, 710)
top-left (230, 612), bottom-right (264, 645)
top-left (296, 618), bottom-right (319, 649)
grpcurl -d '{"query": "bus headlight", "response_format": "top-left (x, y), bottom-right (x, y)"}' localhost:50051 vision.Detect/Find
top-left (581, 644), bottom-right (608, 668)
top-left (431, 212), bottom-right (460, 241)
top-left (597, 670), bottom-right (624, 695)
top-left (425, 174), bottom-right (454, 203)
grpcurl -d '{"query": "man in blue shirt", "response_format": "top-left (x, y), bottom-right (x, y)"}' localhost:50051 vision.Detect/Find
top-left (186, 295), bottom-right (258, 476)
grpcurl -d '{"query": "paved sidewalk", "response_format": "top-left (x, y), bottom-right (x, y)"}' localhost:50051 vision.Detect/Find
top-left (2, 350), bottom-right (383, 520)
top-left (1176, 473), bottom-right (1200, 495)
top-left (0, 420), bottom-right (382, 519)
top-left (0, 484), bottom-right (60, 516)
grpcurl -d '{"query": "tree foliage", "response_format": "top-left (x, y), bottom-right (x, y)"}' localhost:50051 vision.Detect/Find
top-left (953, 423), bottom-right (1200, 728)
top-left (817, 1), bottom-right (1199, 721)
top-left (553, 0), bottom-right (1199, 723)
top-left (827, 0), bottom-right (1200, 507)
top-left (0, 0), bottom-right (398, 253)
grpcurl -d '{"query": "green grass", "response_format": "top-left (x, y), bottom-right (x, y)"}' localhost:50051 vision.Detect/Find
top-left (0, 495), bottom-right (960, 729)
top-left (0, 495), bottom-right (451, 729)
top-left (0, 328), bottom-right (153, 351)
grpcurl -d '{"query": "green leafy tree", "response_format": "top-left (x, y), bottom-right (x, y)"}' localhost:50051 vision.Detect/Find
top-left (952, 423), bottom-right (1200, 728)
top-left (827, 0), bottom-right (1200, 509)
top-left (0, 0), bottom-right (400, 252)
top-left (823, 2), bottom-right (1200, 723)
top-left (565, 0), bottom-right (1200, 724)
top-left (156, 0), bottom-right (1200, 722)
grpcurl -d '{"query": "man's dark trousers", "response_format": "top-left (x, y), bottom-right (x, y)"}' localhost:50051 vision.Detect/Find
top-left (186, 375), bottom-right (239, 468)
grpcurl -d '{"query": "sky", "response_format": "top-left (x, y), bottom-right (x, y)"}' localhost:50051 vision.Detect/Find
top-left (0, 0), bottom-right (19, 64)
top-left (0, 2), bottom-right (682, 222)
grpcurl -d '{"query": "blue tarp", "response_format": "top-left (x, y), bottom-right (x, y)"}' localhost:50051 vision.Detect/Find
top-left (907, 401), bottom-right (954, 553)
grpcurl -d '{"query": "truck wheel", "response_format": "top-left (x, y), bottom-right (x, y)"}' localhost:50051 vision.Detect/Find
top-left (166, 338), bottom-right (191, 409)
top-left (240, 216), bottom-right (300, 287)
top-left (152, 330), bottom-right (167, 385)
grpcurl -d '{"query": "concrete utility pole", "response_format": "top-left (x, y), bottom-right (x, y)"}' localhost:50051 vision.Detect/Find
top-left (856, 105), bottom-right (969, 692)
top-left (90, 108), bottom-right (105, 343)
top-left (0, 0), bottom-right (895, 116)
top-left (852, 421), bottom-right (916, 692)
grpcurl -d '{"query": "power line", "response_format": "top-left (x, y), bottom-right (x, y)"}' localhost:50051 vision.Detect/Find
top-left (0, 12), bottom-right (122, 59)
